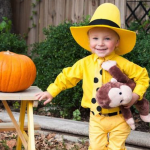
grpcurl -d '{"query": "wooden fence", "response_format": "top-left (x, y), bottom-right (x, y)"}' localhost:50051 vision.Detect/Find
top-left (11, 0), bottom-right (150, 46)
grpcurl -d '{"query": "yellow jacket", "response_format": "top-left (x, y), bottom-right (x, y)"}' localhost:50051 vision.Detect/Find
top-left (47, 51), bottom-right (149, 113)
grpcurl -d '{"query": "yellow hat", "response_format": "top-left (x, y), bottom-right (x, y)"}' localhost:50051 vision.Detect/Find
top-left (70, 3), bottom-right (136, 55)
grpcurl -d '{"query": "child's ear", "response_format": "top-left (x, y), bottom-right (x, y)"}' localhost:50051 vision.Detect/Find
top-left (116, 39), bottom-right (120, 47)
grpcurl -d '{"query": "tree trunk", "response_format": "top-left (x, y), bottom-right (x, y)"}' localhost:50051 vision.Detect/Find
top-left (0, 0), bottom-right (12, 22)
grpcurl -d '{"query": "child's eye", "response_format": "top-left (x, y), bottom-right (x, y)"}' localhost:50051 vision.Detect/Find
top-left (93, 37), bottom-right (98, 40)
top-left (105, 38), bottom-right (110, 40)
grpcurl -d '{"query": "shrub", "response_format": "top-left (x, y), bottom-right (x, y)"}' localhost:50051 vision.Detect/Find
top-left (0, 17), bottom-right (28, 54)
top-left (124, 21), bottom-right (150, 100)
top-left (0, 33), bottom-right (27, 54)
top-left (31, 17), bottom-right (90, 118)
top-left (0, 17), bottom-right (12, 33)
top-left (32, 17), bottom-right (150, 118)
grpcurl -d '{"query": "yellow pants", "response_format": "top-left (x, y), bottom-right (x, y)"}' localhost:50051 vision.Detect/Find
top-left (89, 112), bottom-right (130, 150)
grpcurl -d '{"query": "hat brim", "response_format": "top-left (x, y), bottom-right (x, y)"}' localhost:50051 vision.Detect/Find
top-left (70, 25), bottom-right (136, 55)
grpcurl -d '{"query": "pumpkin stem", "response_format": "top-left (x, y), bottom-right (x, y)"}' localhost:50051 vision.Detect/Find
top-left (4, 50), bottom-right (12, 55)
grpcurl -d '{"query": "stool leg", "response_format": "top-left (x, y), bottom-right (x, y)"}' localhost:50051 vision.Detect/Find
top-left (16, 101), bottom-right (27, 150)
top-left (2, 100), bottom-right (27, 149)
top-left (27, 101), bottom-right (35, 150)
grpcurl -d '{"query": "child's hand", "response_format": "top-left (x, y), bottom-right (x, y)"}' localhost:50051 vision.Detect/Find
top-left (35, 91), bottom-right (53, 105)
top-left (124, 93), bottom-right (139, 108)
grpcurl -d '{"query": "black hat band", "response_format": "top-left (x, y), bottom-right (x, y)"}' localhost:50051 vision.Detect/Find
top-left (89, 19), bottom-right (120, 28)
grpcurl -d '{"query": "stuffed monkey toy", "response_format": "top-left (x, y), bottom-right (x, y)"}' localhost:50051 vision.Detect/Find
top-left (96, 60), bottom-right (150, 130)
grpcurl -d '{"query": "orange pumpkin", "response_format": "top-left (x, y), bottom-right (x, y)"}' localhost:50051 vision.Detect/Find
top-left (0, 51), bottom-right (36, 92)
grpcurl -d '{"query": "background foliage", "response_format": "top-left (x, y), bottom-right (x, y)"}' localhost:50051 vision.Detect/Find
top-left (124, 20), bottom-right (150, 100)
top-left (0, 33), bottom-right (27, 54)
top-left (0, 17), bottom-right (27, 54)
top-left (1, 16), bottom-right (149, 119)
top-left (31, 17), bottom-right (90, 118)
top-left (31, 18), bottom-right (150, 118)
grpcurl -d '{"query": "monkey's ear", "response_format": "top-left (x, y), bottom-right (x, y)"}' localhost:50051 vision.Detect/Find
top-left (110, 78), bottom-right (117, 83)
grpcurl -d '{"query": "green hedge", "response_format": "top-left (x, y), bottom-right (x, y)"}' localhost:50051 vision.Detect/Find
top-left (124, 21), bottom-right (150, 100)
top-left (0, 17), bottom-right (27, 54)
top-left (0, 33), bottom-right (27, 54)
top-left (31, 19), bottom-right (150, 118)
top-left (31, 17), bottom-right (90, 117)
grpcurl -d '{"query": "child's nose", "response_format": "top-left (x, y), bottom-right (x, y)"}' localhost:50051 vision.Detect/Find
top-left (98, 40), bottom-right (104, 46)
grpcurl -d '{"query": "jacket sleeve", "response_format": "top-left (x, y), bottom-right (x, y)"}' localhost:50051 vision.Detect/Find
top-left (123, 61), bottom-right (149, 100)
top-left (47, 59), bottom-right (83, 97)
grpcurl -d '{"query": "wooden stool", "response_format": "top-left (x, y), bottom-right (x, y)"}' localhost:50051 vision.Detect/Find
top-left (0, 86), bottom-right (42, 150)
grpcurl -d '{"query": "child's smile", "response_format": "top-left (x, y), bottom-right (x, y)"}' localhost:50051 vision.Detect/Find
top-left (88, 27), bottom-right (120, 58)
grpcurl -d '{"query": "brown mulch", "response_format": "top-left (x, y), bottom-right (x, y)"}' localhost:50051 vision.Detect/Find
top-left (133, 112), bottom-right (150, 133)
top-left (0, 130), bottom-right (89, 150)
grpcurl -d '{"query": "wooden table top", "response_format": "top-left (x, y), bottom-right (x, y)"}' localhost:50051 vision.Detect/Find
top-left (0, 86), bottom-right (42, 100)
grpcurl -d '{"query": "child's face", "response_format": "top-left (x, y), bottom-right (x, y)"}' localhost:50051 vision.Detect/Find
top-left (88, 27), bottom-right (120, 58)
